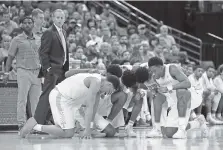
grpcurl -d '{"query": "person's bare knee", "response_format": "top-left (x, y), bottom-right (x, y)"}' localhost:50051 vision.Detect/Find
top-left (62, 129), bottom-right (75, 138)
top-left (102, 124), bottom-right (116, 137)
top-left (154, 93), bottom-right (166, 104)
top-left (176, 89), bottom-right (191, 108)
top-left (153, 93), bottom-right (166, 122)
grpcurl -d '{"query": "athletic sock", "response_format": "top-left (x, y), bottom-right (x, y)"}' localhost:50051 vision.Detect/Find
top-left (33, 124), bottom-right (43, 132)
top-left (207, 113), bottom-right (211, 118)
top-left (154, 122), bottom-right (161, 130)
top-left (136, 116), bottom-right (140, 121)
top-left (179, 118), bottom-right (187, 130)
top-left (190, 111), bottom-right (197, 119)
top-left (128, 120), bottom-right (134, 127)
top-left (217, 113), bottom-right (221, 118)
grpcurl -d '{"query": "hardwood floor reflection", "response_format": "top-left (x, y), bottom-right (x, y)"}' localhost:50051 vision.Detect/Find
top-left (0, 126), bottom-right (223, 150)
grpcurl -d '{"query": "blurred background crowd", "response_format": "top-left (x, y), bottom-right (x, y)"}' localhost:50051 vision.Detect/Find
top-left (0, 1), bottom-right (193, 81)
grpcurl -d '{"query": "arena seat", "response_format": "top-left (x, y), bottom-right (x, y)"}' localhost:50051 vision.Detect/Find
top-left (88, 1), bottom-right (203, 64)
top-left (0, 81), bottom-right (18, 126)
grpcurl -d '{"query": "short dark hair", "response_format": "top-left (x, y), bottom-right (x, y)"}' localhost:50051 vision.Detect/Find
top-left (111, 59), bottom-right (122, 65)
top-left (122, 51), bottom-right (129, 57)
top-left (149, 36), bottom-right (159, 47)
top-left (32, 8), bottom-right (43, 17)
top-left (193, 65), bottom-right (203, 71)
top-left (107, 64), bottom-right (122, 78)
top-left (20, 16), bottom-right (34, 24)
top-left (130, 57), bottom-right (140, 66)
top-left (206, 65), bottom-right (215, 71)
top-left (121, 70), bottom-right (136, 88)
top-left (218, 65), bottom-right (223, 74)
top-left (87, 19), bottom-right (96, 28)
top-left (148, 57), bottom-right (163, 67)
top-left (106, 75), bottom-right (120, 90)
top-left (135, 67), bottom-right (150, 83)
top-left (120, 59), bottom-right (130, 65)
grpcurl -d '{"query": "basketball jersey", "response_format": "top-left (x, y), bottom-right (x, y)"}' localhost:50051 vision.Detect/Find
top-left (188, 74), bottom-right (203, 95)
top-left (56, 73), bottom-right (101, 106)
top-left (156, 64), bottom-right (180, 107)
top-left (156, 64), bottom-right (179, 88)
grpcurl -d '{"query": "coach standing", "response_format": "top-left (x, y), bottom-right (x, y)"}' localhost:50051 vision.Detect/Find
top-left (34, 9), bottom-right (69, 125)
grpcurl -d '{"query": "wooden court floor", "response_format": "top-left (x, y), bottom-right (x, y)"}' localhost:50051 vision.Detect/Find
top-left (0, 126), bottom-right (223, 150)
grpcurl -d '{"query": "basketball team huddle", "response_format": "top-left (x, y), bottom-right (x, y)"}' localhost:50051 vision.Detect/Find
top-left (19, 56), bottom-right (208, 139)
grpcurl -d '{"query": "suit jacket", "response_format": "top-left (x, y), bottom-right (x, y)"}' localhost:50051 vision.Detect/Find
top-left (38, 24), bottom-right (69, 77)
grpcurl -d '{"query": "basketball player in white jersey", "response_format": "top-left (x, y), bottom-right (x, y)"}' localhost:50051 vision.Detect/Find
top-left (130, 64), bottom-right (208, 138)
top-left (147, 57), bottom-right (192, 138)
top-left (65, 65), bottom-right (128, 136)
top-left (201, 66), bottom-right (223, 124)
top-left (20, 73), bottom-right (120, 139)
top-left (65, 66), bottom-right (147, 137)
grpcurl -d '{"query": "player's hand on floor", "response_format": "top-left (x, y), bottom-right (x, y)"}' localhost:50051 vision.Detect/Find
top-left (80, 130), bottom-right (92, 139)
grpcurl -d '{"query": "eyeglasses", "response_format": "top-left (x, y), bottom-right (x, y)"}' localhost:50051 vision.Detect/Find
top-left (139, 27), bottom-right (145, 30)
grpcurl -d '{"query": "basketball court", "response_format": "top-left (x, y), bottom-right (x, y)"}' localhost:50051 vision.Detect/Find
top-left (1, 126), bottom-right (223, 150)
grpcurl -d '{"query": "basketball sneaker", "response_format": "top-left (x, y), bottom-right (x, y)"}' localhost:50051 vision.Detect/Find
top-left (197, 115), bottom-right (209, 138)
top-left (207, 116), bottom-right (223, 125)
top-left (172, 129), bottom-right (187, 139)
top-left (125, 125), bottom-right (137, 137)
top-left (146, 127), bottom-right (162, 138)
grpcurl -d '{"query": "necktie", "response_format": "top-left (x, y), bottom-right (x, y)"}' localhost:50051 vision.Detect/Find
top-left (59, 29), bottom-right (67, 64)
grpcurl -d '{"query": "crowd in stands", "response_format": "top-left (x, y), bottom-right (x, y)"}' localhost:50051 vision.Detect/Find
top-left (0, 1), bottom-right (190, 77)
top-left (0, 1), bottom-right (223, 126)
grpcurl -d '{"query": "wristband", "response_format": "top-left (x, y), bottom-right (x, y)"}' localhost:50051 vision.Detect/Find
top-left (90, 122), bottom-right (94, 128)
top-left (167, 85), bottom-right (173, 92)
top-left (47, 67), bottom-right (51, 72)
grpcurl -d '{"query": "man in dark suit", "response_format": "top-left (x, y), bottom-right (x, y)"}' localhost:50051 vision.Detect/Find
top-left (34, 9), bottom-right (69, 125)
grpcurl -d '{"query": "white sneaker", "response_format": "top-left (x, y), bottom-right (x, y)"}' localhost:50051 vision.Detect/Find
top-left (207, 116), bottom-right (223, 125)
top-left (125, 126), bottom-right (137, 137)
top-left (172, 129), bottom-right (187, 139)
top-left (146, 127), bottom-right (162, 138)
top-left (197, 115), bottom-right (209, 138)
top-left (146, 114), bottom-right (152, 122)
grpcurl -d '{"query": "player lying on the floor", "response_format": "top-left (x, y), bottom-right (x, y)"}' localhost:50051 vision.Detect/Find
top-left (20, 73), bottom-right (120, 139)
top-left (145, 57), bottom-right (207, 138)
